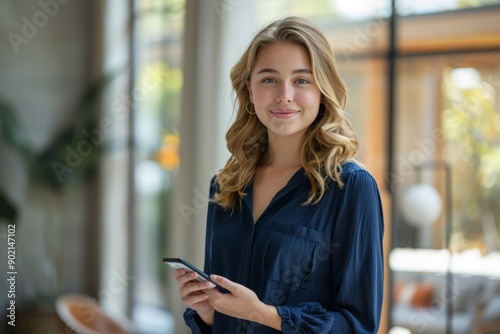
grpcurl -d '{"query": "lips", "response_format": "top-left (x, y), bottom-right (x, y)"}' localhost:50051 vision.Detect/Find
top-left (270, 109), bottom-right (299, 119)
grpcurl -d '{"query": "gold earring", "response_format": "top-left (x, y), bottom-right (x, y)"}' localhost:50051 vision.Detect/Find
top-left (246, 102), bottom-right (256, 114)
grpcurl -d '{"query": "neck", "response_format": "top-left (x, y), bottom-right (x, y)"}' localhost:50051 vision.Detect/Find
top-left (263, 133), bottom-right (303, 170)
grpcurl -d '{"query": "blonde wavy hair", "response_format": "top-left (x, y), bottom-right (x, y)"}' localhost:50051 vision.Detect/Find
top-left (213, 16), bottom-right (359, 210)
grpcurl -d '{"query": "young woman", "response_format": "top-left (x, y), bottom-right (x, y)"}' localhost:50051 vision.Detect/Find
top-left (173, 16), bottom-right (384, 334)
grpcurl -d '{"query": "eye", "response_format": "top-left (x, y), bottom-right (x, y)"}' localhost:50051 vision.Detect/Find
top-left (261, 77), bottom-right (277, 84)
top-left (295, 78), bottom-right (310, 85)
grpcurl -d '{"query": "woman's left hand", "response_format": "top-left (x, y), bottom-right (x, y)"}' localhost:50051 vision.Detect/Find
top-left (203, 275), bottom-right (281, 329)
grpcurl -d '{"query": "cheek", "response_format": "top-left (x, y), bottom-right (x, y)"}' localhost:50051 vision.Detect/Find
top-left (296, 91), bottom-right (321, 114)
top-left (252, 89), bottom-right (274, 108)
top-left (299, 89), bottom-right (321, 104)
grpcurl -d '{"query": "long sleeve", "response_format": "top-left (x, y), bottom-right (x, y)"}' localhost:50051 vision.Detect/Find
top-left (329, 170), bottom-right (384, 333)
top-left (183, 309), bottom-right (212, 334)
top-left (182, 177), bottom-right (218, 333)
top-left (276, 302), bottom-right (335, 333)
top-left (276, 169), bottom-right (384, 333)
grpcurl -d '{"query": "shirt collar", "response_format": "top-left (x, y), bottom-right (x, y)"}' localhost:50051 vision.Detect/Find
top-left (241, 167), bottom-right (307, 214)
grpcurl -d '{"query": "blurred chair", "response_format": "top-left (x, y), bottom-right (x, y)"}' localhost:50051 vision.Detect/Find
top-left (476, 295), bottom-right (500, 334)
top-left (55, 294), bottom-right (133, 334)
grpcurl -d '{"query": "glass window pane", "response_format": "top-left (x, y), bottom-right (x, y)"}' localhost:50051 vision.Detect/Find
top-left (397, 5), bottom-right (500, 54)
top-left (391, 51), bottom-right (500, 334)
top-left (135, 0), bottom-right (184, 14)
top-left (399, 0), bottom-right (500, 16)
top-left (441, 55), bottom-right (500, 254)
top-left (255, 0), bottom-right (392, 62)
top-left (338, 58), bottom-right (388, 180)
top-left (132, 0), bottom-right (184, 317)
top-left (257, 0), bottom-right (391, 23)
top-left (393, 52), bottom-right (500, 252)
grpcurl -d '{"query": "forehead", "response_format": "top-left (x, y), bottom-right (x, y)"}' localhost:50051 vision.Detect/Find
top-left (253, 42), bottom-right (312, 71)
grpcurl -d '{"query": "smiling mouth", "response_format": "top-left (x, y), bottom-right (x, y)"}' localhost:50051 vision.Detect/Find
top-left (270, 109), bottom-right (299, 119)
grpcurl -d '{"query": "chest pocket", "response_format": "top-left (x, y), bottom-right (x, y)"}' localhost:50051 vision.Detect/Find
top-left (254, 221), bottom-right (326, 292)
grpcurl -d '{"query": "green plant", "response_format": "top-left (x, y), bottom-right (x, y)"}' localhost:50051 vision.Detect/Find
top-left (0, 75), bottom-right (113, 305)
top-left (0, 76), bottom-right (112, 189)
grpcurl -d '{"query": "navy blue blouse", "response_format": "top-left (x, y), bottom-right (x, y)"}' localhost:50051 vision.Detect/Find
top-left (184, 162), bottom-right (384, 333)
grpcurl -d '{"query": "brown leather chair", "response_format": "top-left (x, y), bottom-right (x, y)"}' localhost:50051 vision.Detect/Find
top-left (56, 295), bottom-right (133, 334)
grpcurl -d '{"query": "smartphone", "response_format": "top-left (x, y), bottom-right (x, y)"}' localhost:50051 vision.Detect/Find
top-left (163, 257), bottom-right (228, 292)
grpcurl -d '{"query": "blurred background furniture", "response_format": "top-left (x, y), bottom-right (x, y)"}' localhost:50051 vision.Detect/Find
top-left (390, 248), bottom-right (500, 334)
top-left (56, 294), bottom-right (133, 334)
top-left (476, 295), bottom-right (500, 334)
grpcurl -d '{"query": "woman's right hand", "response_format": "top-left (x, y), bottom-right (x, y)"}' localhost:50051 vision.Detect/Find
top-left (173, 269), bottom-right (215, 326)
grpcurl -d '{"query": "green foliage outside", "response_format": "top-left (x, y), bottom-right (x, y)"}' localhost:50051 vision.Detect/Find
top-left (442, 68), bottom-right (500, 252)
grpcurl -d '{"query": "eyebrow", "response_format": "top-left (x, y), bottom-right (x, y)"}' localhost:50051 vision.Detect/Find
top-left (256, 68), bottom-right (312, 75)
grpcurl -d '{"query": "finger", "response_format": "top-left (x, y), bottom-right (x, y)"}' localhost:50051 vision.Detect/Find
top-left (210, 275), bottom-right (236, 293)
top-left (181, 290), bottom-right (209, 305)
top-left (173, 268), bottom-right (186, 279)
top-left (203, 287), bottom-right (219, 299)
top-left (175, 271), bottom-right (198, 287)
top-left (182, 280), bottom-right (214, 297)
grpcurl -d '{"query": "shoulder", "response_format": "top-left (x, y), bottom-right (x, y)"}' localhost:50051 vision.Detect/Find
top-left (340, 160), bottom-right (366, 176)
top-left (208, 174), bottom-right (219, 198)
top-left (340, 161), bottom-right (377, 187)
top-left (337, 162), bottom-right (384, 231)
top-left (340, 161), bottom-right (374, 180)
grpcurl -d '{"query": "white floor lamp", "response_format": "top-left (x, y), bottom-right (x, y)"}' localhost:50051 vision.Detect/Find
top-left (400, 161), bottom-right (453, 334)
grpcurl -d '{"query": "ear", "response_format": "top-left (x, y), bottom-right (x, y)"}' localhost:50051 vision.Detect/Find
top-left (246, 80), bottom-right (253, 103)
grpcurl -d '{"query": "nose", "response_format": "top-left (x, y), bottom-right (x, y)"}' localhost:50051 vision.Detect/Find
top-left (276, 83), bottom-right (293, 103)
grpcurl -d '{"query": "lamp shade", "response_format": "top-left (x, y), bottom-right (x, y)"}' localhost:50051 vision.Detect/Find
top-left (401, 183), bottom-right (443, 227)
